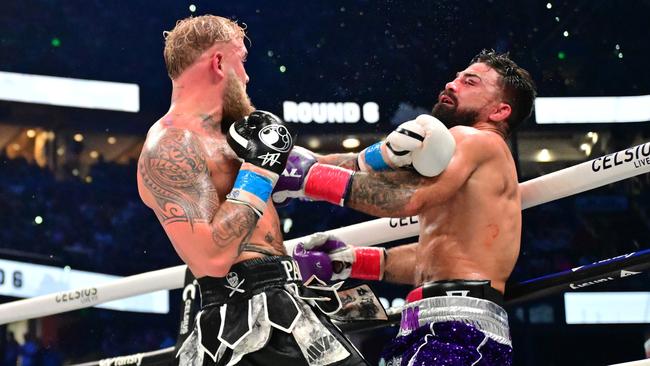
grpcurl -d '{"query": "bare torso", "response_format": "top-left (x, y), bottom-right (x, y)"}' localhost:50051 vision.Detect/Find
top-left (414, 126), bottom-right (521, 292)
top-left (137, 114), bottom-right (286, 278)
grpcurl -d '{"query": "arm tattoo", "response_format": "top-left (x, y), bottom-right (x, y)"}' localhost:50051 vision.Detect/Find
top-left (210, 204), bottom-right (258, 254)
top-left (139, 128), bottom-right (220, 228)
top-left (318, 153), bottom-right (359, 170)
top-left (348, 171), bottom-right (427, 216)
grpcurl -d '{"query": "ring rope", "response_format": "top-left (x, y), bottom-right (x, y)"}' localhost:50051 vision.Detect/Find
top-left (68, 347), bottom-right (174, 366)
top-left (0, 142), bottom-right (648, 325)
top-left (337, 247), bottom-right (650, 333)
top-left (67, 246), bottom-right (650, 366)
top-left (0, 265), bottom-right (186, 325)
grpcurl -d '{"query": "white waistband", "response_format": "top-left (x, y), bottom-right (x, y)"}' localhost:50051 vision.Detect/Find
top-left (399, 296), bottom-right (511, 346)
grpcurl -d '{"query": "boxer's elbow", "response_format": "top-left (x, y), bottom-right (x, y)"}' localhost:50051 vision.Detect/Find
top-left (402, 196), bottom-right (426, 217)
top-left (201, 254), bottom-right (237, 277)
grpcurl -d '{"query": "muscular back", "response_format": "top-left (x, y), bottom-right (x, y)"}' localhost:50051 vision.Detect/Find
top-left (415, 127), bottom-right (521, 292)
top-left (137, 115), bottom-right (285, 278)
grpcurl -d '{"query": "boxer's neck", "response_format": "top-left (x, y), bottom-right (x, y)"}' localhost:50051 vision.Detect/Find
top-left (473, 121), bottom-right (507, 140)
top-left (169, 70), bottom-right (224, 122)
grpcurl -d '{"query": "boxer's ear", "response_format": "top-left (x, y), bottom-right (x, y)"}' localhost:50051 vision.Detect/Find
top-left (211, 52), bottom-right (225, 79)
top-left (488, 102), bottom-right (511, 123)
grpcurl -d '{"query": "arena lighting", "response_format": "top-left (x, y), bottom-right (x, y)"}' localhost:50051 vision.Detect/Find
top-left (0, 71), bottom-right (139, 112)
top-left (535, 95), bottom-right (650, 123)
top-left (26, 129), bottom-right (36, 138)
top-left (73, 133), bottom-right (84, 142)
top-left (565, 292), bottom-right (650, 324)
top-left (587, 131), bottom-right (599, 144)
top-left (107, 136), bottom-right (117, 144)
top-left (307, 138), bottom-right (321, 149)
top-left (342, 137), bottom-right (361, 149)
top-left (535, 148), bottom-right (553, 162)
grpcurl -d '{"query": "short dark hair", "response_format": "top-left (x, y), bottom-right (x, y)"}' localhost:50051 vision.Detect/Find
top-left (471, 49), bottom-right (537, 134)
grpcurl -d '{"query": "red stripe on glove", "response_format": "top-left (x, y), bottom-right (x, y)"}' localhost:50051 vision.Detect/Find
top-left (350, 247), bottom-right (385, 281)
top-left (304, 163), bottom-right (354, 206)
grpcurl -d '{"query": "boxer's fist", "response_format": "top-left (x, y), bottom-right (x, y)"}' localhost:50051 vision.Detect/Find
top-left (358, 115), bottom-right (455, 177)
top-left (293, 232), bottom-right (385, 281)
top-left (227, 110), bottom-right (294, 176)
top-left (411, 115), bottom-right (456, 177)
top-left (225, 111), bottom-right (294, 216)
top-left (272, 146), bottom-right (317, 206)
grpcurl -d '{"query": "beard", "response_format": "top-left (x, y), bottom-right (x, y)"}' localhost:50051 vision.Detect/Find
top-left (431, 91), bottom-right (479, 128)
top-left (220, 71), bottom-right (255, 134)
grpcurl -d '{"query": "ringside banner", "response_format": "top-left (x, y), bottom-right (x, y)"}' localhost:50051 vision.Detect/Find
top-left (0, 258), bottom-right (168, 313)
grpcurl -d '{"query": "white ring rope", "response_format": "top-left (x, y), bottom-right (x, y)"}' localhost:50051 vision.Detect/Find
top-left (610, 359), bottom-right (650, 366)
top-left (0, 266), bottom-right (186, 325)
top-left (0, 141), bottom-right (648, 325)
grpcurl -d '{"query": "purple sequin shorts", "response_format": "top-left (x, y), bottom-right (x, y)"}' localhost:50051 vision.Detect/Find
top-left (379, 296), bottom-right (512, 366)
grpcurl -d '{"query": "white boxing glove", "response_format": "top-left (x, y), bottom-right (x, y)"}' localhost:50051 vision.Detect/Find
top-left (411, 115), bottom-right (456, 177)
top-left (357, 119), bottom-right (425, 171)
top-left (358, 115), bottom-right (455, 177)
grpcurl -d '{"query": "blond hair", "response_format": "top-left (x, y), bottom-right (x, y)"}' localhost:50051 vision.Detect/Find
top-left (163, 15), bottom-right (246, 79)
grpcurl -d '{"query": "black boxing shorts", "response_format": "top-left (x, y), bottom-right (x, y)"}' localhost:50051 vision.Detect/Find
top-left (175, 256), bottom-right (369, 366)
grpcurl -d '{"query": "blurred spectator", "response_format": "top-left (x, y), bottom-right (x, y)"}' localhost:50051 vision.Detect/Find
top-left (19, 333), bottom-right (41, 366)
top-left (3, 331), bottom-right (20, 366)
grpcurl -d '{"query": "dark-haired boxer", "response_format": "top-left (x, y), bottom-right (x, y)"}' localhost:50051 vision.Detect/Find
top-left (138, 15), bottom-right (369, 366)
top-left (275, 50), bottom-right (537, 366)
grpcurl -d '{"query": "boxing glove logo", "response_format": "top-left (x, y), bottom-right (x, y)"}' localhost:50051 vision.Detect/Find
top-left (257, 152), bottom-right (281, 166)
top-left (258, 124), bottom-right (292, 153)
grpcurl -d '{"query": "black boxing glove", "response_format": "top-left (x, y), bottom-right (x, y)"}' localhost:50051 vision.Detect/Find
top-left (226, 110), bottom-right (295, 216)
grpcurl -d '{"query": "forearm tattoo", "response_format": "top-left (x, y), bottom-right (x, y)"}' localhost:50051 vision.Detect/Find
top-left (211, 204), bottom-right (258, 254)
top-left (348, 171), bottom-right (426, 216)
top-left (319, 153), bottom-right (359, 170)
top-left (139, 128), bottom-right (220, 228)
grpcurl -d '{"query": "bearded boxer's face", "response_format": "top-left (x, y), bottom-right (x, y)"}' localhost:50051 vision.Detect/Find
top-left (432, 62), bottom-right (502, 128)
top-left (432, 93), bottom-right (480, 128)
top-left (221, 70), bottom-right (255, 132)
top-left (220, 39), bottom-right (255, 132)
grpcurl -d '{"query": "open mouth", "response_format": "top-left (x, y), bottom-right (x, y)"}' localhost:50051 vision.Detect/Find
top-left (440, 95), bottom-right (455, 105)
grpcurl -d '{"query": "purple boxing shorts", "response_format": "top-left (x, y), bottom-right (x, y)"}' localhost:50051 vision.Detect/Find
top-left (379, 296), bottom-right (512, 366)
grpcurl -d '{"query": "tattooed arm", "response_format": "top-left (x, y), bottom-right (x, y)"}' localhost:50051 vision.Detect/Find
top-left (345, 134), bottom-right (478, 218)
top-left (137, 127), bottom-right (257, 277)
top-left (315, 152), bottom-right (359, 170)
